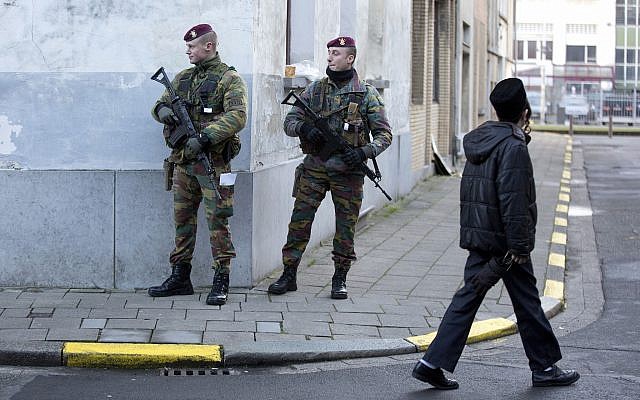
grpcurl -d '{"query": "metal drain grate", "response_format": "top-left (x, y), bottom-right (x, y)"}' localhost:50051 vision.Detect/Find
top-left (160, 368), bottom-right (238, 376)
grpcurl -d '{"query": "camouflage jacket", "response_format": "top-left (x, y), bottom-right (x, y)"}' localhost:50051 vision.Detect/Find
top-left (283, 69), bottom-right (392, 172)
top-left (152, 53), bottom-right (248, 165)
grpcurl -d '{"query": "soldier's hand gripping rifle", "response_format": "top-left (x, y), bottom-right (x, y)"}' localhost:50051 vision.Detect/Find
top-left (282, 90), bottom-right (392, 201)
top-left (151, 67), bottom-right (221, 199)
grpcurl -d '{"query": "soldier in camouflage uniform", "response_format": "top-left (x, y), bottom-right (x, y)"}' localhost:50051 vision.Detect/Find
top-left (268, 36), bottom-right (392, 299)
top-left (147, 24), bottom-right (247, 306)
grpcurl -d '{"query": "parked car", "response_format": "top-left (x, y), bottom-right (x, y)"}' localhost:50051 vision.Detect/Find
top-left (563, 95), bottom-right (589, 117)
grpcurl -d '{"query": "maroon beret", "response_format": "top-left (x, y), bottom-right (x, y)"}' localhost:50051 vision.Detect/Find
top-left (184, 24), bottom-right (213, 41)
top-left (326, 36), bottom-right (356, 48)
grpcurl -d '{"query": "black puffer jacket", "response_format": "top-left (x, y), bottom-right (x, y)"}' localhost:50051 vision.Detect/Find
top-left (459, 121), bottom-right (536, 257)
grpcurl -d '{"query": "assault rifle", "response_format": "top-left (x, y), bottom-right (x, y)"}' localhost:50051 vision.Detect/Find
top-left (282, 90), bottom-right (392, 201)
top-left (151, 67), bottom-right (220, 199)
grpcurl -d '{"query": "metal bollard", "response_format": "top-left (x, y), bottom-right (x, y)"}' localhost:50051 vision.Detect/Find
top-left (569, 115), bottom-right (574, 136)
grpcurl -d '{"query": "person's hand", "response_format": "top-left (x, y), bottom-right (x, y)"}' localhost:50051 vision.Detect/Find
top-left (157, 106), bottom-right (179, 125)
top-left (299, 122), bottom-right (325, 147)
top-left (341, 147), bottom-right (366, 168)
top-left (183, 135), bottom-right (210, 160)
top-left (470, 258), bottom-right (506, 297)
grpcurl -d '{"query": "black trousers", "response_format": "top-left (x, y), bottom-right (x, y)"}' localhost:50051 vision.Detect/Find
top-left (422, 251), bottom-right (562, 373)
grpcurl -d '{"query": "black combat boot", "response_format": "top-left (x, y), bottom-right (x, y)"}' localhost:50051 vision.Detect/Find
top-left (206, 272), bottom-right (229, 305)
top-left (148, 263), bottom-right (194, 297)
top-left (268, 267), bottom-right (297, 295)
top-left (330, 268), bottom-right (349, 299)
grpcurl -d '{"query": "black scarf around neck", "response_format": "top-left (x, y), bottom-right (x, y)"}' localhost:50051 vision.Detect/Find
top-left (326, 66), bottom-right (354, 83)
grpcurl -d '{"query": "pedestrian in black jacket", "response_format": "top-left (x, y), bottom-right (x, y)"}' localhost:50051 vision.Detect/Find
top-left (411, 78), bottom-right (580, 390)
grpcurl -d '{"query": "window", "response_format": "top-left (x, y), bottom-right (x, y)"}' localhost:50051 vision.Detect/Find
top-left (616, 48), bottom-right (625, 63)
top-left (411, 0), bottom-right (426, 105)
top-left (286, 0), bottom-right (315, 65)
top-left (628, 5), bottom-right (637, 25)
top-left (628, 49), bottom-right (636, 63)
top-left (566, 45), bottom-right (584, 62)
top-left (544, 41), bottom-right (553, 60)
top-left (566, 45), bottom-right (597, 63)
top-left (616, 6), bottom-right (625, 25)
top-left (626, 66), bottom-right (635, 81)
top-left (516, 40), bottom-right (524, 60)
top-left (527, 41), bottom-right (536, 59)
top-left (587, 46), bottom-right (596, 63)
top-left (433, 0), bottom-right (442, 103)
top-left (616, 66), bottom-right (625, 80)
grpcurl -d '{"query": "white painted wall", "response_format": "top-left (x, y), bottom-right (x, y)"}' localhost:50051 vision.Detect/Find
top-left (0, 0), bottom-right (254, 170)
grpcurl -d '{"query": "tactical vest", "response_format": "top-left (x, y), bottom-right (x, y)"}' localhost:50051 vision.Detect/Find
top-left (304, 78), bottom-right (372, 154)
top-left (170, 62), bottom-right (240, 165)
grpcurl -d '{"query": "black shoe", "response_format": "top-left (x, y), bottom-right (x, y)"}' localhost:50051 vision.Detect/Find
top-left (206, 272), bottom-right (229, 306)
top-left (412, 362), bottom-right (459, 390)
top-left (330, 269), bottom-right (348, 299)
top-left (148, 263), bottom-right (194, 297)
top-left (532, 365), bottom-right (580, 387)
top-left (268, 267), bottom-right (297, 295)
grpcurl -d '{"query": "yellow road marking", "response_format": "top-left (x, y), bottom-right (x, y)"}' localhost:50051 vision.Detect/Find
top-left (544, 280), bottom-right (564, 300)
top-left (551, 232), bottom-right (567, 245)
top-left (63, 343), bottom-right (223, 369)
top-left (548, 253), bottom-right (566, 268)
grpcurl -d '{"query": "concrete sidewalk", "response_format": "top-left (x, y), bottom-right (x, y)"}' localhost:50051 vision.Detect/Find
top-left (0, 132), bottom-right (574, 368)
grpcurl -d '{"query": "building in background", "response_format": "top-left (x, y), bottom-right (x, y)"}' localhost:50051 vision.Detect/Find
top-left (0, 0), bottom-right (513, 289)
top-left (515, 0), bottom-right (616, 125)
top-left (455, 0), bottom-right (516, 143)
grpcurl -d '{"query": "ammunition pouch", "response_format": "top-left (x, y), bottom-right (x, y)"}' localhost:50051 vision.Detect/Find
top-left (163, 124), bottom-right (189, 149)
top-left (163, 158), bottom-right (175, 191)
top-left (221, 135), bottom-right (241, 164)
top-left (291, 163), bottom-right (304, 197)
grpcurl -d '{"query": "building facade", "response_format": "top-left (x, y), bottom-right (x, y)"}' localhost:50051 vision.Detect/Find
top-left (0, 0), bottom-right (512, 289)
top-left (514, 0), bottom-right (615, 124)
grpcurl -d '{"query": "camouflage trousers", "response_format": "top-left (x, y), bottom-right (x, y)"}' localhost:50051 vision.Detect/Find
top-left (282, 163), bottom-right (364, 270)
top-left (169, 163), bottom-right (235, 274)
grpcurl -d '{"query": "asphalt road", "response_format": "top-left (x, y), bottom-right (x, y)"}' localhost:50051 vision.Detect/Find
top-left (2, 135), bottom-right (639, 400)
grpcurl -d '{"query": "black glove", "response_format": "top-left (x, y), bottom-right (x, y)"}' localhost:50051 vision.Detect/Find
top-left (183, 135), bottom-right (210, 160)
top-left (299, 122), bottom-right (325, 147)
top-left (157, 106), bottom-right (179, 125)
top-left (469, 256), bottom-right (512, 297)
top-left (341, 147), bottom-right (366, 168)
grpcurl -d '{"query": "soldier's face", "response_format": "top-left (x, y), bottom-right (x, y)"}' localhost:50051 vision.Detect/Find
top-left (186, 39), bottom-right (212, 64)
top-left (327, 47), bottom-right (354, 71)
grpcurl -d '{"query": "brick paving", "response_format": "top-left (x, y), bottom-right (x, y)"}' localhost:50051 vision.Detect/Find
top-left (0, 132), bottom-right (568, 345)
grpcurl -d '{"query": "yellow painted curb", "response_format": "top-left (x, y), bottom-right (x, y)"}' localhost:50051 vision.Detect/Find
top-left (63, 343), bottom-right (223, 368)
top-left (562, 170), bottom-right (571, 179)
top-left (556, 204), bottom-right (569, 213)
top-left (548, 252), bottom-right (566, 268)
top-left (560, 186), bottom-right (570, 193)
top-left (555, 217), bottom-right (568, 227)
top-left (405, 331), bottom-right (437, 352)
top-left (544, 279), bottom-right (564, 301)
top-left (551, 232), bottom-right (567, 245)
top-left (406, 318), bottom-right (517, 352)
top-left (558, 193), bottom-right (570, 202)
top-left (466, 318), bottom-right (517, 344)
top-left (561, 178), bottom-right (570, 185)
